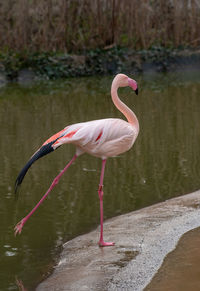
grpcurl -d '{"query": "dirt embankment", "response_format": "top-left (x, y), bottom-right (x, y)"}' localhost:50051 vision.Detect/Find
top-left (1, 47), bottom-right (200, 86)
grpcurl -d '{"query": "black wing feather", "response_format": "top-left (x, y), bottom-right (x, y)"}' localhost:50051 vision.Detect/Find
top-left (15, 141), bottom-right (55, 194)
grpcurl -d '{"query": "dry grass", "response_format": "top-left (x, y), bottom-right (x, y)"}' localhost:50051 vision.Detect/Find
top-left (0, 0), bottom-right (200, 52)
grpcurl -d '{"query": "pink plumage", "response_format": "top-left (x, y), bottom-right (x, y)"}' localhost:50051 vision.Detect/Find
top-left (14, 73), bottom-right (139, 247)
top-left (50, 118), bottom-right (138, 158)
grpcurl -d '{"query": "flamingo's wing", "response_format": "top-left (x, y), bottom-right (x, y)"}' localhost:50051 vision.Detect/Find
top-left (51, 119), bottom-right (132, 148)
top-left (52, 118), bottom-right (136, 158)
top-left (14, 121), bottom-right (95, 192)
top-left (14, 125), bottom-right (74, 193)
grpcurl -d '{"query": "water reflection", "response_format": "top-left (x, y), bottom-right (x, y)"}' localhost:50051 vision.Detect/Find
top-left (0, 73), bottom-right (200, 290)
top-left (16, 278), bottom-right (27, 291)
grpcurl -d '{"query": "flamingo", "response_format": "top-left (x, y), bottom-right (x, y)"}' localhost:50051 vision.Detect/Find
top-left (14, 73), bottom-right (139, 247)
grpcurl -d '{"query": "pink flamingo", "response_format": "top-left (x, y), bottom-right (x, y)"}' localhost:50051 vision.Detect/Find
top-left (14, 73), bottom-right (139, 247)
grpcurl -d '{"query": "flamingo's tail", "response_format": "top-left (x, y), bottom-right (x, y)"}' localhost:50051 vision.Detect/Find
top-left (15, 141), bottom-right (56, 194)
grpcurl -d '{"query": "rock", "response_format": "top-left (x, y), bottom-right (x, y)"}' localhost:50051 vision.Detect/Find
top-left (0, 71), bottom-right (7, 87)
top-left (17, 68), bottom-right (36, 85)
top-left (36, 190), bottom-right (200, 291)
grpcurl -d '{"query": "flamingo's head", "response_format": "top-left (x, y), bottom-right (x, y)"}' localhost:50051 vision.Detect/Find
top-left (114, 74), bottom-right (138, 95)
top-left (128, 77), bottom-right (138, 95)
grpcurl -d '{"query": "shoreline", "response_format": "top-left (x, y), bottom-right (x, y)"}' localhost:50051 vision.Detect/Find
top-left (1, 47), bottom-right (200, 85)
top-left (36, 189), bottom-right (200, 290)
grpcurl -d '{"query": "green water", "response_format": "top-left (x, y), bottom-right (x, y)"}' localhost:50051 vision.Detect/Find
top-left (0, 72), bottom-right (200, 290)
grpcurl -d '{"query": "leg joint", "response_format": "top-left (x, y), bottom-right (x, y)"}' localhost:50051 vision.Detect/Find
top-left (98, 184), bottom-right (103, 192)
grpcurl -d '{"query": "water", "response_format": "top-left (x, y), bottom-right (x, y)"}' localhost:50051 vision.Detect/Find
top-left (0, 72), bottom-right (200, 290)
top-left (145, 227), bottom-right (200, 291)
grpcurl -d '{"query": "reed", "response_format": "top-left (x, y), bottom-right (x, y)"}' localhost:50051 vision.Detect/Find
top-left (0, 0), bottom-right (199, 52)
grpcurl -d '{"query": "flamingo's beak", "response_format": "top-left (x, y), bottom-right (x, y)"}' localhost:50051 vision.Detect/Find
top-left (128, 78), bottom-right (138, 95)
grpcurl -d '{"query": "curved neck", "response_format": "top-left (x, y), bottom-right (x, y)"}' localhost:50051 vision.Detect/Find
top-left (111, 82), bottom-right (139, 130)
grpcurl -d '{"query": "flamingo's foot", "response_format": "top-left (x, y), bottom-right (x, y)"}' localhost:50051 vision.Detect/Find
top-left (98, 241), bottom-right (115, 247)
top-left (14, 218), bottom-right (25, 236)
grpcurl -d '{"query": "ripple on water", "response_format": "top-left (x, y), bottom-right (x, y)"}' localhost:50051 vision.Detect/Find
top-left (4, 245), bottom-right (18, 257)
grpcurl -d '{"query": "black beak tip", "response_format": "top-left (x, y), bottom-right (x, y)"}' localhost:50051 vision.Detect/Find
top-left (135, 88), bottom-right (138, 95)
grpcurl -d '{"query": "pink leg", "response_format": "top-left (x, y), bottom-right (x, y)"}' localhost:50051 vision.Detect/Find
top-left (98, 159), bottom-right (115, 247)
top-left (14, 154), bottom-right (77, 236)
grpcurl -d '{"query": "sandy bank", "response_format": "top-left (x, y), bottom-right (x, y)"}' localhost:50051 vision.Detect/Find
top-left (37, 190), bottom-right (200, 291)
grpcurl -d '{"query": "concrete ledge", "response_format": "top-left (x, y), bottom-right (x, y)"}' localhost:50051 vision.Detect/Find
top-left (37, 190), bottom-right (200, 291)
